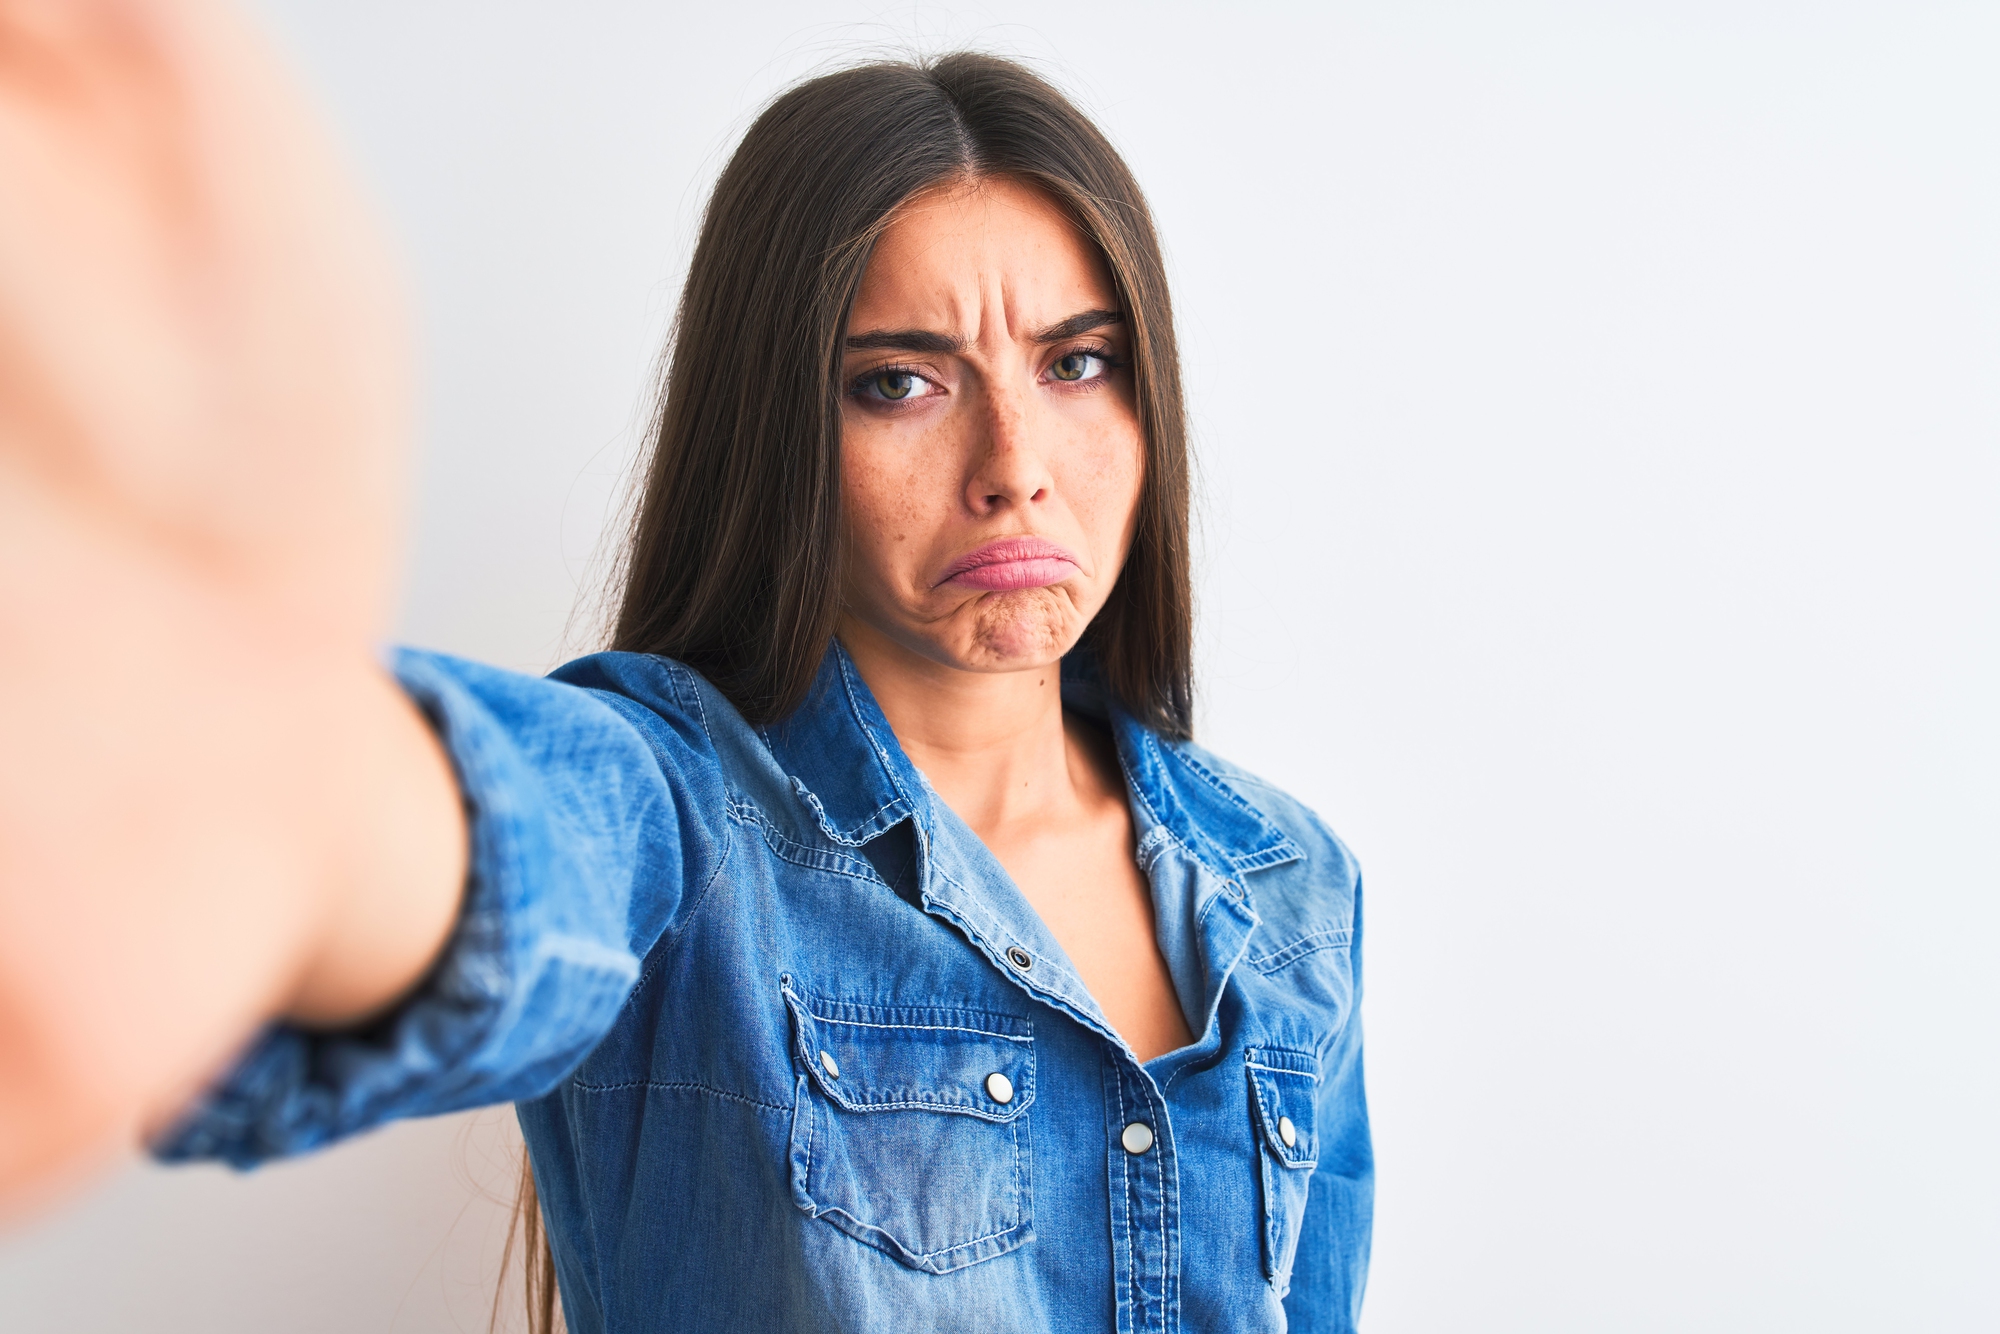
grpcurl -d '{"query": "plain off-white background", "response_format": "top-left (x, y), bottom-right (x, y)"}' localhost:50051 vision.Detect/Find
top-left (3, 3), bottom-right (1995, 1330)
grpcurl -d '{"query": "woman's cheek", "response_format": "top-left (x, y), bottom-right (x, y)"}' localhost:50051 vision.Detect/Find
top-left (1070, 430), bottom-right (1145, 548)
top-left (842, 437), bottom-right (931, 603)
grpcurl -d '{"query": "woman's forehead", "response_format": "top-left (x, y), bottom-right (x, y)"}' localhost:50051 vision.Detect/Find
top-left (850, 177), bottom-right (1117, 342)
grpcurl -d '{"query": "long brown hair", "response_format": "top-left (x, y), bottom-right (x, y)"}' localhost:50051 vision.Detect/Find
top-left (502, 51), bottom-right (1193, 1333)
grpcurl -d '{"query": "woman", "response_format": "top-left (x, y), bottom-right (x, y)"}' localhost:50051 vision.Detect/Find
top-left (0, 5), bottom-right (1368, 1331)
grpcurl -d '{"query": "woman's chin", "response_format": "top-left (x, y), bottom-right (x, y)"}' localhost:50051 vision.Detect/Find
top-left (958, 589), bottom-right (1082, 669)
top-left (843, 589), bottom-right (1088, 674)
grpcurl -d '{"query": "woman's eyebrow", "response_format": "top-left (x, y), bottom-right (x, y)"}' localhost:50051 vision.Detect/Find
top-left (844, 328), bottom-right (965, 353)
top-left (1030, 308), bottom-right (1123, 343)
top-left (842, 309), bottom-right (1124, 354)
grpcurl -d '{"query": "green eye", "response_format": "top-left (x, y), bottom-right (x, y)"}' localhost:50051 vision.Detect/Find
top-left (1052, 353), bottom-right (1090, 382)
top-left (875, 371), bottom-right (914, 400)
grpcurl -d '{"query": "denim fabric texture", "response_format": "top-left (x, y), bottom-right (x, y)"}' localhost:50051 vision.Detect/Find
top-left (155, 643), bottom-right (1372, 1332)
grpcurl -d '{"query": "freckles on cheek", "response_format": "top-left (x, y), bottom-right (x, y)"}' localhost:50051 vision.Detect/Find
top-left (844, 452), bottom-right (927, 593)
top-left (1068, 436), bottom-right (1145, 539)
top-left (846, 411), bottom-right (970, 591)
top-left (854, 450), bottom-right (940, 542)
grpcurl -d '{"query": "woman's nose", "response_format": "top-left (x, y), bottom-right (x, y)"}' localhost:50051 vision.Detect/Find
top-left (964, 386), bottom-right (1053, 514)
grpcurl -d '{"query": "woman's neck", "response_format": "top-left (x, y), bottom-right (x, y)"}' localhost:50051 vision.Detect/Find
top-left (835, 618), bottom-right (1098, 840)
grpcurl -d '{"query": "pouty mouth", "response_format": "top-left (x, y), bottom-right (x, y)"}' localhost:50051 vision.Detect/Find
top-left (937, 536), bottom-right (1082, 591)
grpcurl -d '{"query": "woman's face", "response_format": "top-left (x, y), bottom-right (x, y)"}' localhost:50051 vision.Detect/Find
top-left (837, 176), bottom-right (1145, 675)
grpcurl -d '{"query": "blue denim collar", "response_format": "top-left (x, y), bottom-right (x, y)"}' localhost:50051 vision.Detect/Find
top-left (758, 644), bottom-right (924, 848)
top-left (763, 642), bottom-right (1302, 886)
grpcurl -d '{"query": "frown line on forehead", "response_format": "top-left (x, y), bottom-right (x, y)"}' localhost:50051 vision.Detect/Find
top-left (844, 308), bottom-right (1122, 355)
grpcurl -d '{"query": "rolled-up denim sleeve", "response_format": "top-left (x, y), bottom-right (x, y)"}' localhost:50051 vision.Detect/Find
top-left (151, 648), bottom-right (722, 1168)
top-left (1282, 877), bottom-right (1374, 1332)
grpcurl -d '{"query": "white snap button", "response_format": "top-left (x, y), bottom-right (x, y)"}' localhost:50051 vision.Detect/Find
top-left (985, 1072), bottom-right (1014, 1104)
top-left (1278, 1115), bottom-right (1297, 1148)
top-left (819, 1050), bottom-right (839, 1079)
top-left (1120, 1121), bottom-right (1155, 1155)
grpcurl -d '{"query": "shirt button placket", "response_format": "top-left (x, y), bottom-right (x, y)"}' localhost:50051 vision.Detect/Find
top-left (1104, 1058), bottom-right (1177, 1334)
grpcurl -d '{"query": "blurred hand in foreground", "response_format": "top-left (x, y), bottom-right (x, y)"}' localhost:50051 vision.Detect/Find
top-left (0, 0), bottom-right (465, 1219)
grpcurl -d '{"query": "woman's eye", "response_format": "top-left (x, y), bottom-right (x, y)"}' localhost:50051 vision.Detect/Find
top-left (855, 368), bottom-right (937, 403)
top-left (1049, 351), bottom-right (1106, 383)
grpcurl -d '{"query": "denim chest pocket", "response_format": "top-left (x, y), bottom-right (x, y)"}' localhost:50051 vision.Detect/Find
top-left (782, 981), bottom-right (1035, 1274)
top-left (1246, 1046), bottom-right (1320, 1290)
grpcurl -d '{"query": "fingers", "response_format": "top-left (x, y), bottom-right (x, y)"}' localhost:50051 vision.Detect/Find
top-left (0, 0), bottom-right (408, 631)
top-left (0, 0), bottom-right (201, 495)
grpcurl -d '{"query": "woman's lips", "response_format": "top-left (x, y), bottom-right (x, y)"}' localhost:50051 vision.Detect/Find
top-left (937, 536), bottom-right (1082, 591)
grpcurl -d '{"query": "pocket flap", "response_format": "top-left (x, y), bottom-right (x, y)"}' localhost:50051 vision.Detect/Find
top-left (783, 981), bottom-right (1034, 1123)
top-left (1247, 1046), bottom-right (1319, 1168)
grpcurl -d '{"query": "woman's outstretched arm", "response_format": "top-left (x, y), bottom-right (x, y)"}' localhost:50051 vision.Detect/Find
top-left (0, 0), bottom-right (466, 1214)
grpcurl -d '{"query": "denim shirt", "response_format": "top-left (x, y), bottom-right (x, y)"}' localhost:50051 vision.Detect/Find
top-left (155, 643), bottom-right (1371, 1332)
